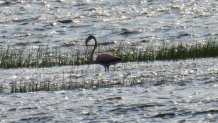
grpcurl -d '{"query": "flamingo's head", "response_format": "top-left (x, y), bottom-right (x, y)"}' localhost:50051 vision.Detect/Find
top-left (85, 35), bottom-right (96, 46)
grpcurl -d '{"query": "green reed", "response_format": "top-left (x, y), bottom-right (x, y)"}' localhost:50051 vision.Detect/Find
top-left (0, 38), bottom-right (218, 69)
top-left (0, 44), bottom-right (89, 69)
top-left (8, 74), bottom-right (158, 93)
top-left (118, 40), bottom-right (218, 62)
top-left (6, 71), bottom-right (174, 94)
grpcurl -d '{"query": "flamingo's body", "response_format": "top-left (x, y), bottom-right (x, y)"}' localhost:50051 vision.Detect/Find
top-left (85, 35), bottom-right (122, 72)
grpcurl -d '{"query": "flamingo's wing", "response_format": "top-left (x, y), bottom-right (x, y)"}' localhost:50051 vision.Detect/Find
top-left (95, 54), bottom-right (121, 64)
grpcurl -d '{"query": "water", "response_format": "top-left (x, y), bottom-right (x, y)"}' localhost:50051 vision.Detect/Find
top-left (0, 58), bottom-right (218, 122)
top-left (0, 0), bottom-right (218, 48)
top-left (0, 0), bottom-right (218, 122)
top-left (1, 84), bottom-right (217, 122)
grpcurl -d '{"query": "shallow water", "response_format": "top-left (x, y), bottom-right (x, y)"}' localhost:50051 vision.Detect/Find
top-left (1, 84), bottom-right (217, 122)
top-left (0, 0), bottom-right (218, 49)
top-left (0, 58), bottom-right (218, 122)
top-left (0, 0), bottom-right (218, 122)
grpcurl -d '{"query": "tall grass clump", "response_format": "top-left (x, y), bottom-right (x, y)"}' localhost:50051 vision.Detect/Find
top-left (155, 38), bottom-right (218, 60)
top-left (118, 40), bottom-right (218, 62)
top-left (0, 44), bottom-right (90, 69)
top-left (7, 73), bottom-right (170, 93)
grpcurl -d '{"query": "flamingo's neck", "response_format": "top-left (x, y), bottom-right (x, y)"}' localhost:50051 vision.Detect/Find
top-left (86, 35), bottom-right (97, 62)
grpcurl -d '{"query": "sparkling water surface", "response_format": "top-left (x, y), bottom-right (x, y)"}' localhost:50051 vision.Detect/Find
top-left (0, 0), bottom-right (218, 122)
top-left (0, 0), bottom-right (218, 48)
top-left (0, 58), bottom-right (218, 122)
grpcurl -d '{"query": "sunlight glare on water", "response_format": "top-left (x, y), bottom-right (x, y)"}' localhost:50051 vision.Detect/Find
top-left (0, 0), bottom-right (218, 48)
top-left (0, 0), bottom-right (218, 122)
top-left (0, 58), bottom-right (218, 122)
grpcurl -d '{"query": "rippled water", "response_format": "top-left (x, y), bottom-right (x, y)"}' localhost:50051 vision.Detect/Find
top-left (0, 58), bottom-right (218, 122)
top-left (0, 0), bottom-right (218, 122)
top-left (0, 0), bottom-right (218, 48)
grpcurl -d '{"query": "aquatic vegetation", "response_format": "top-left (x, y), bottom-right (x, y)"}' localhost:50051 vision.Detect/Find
top-left (0, 44), bottom-right (87, 68)
top-left (118, 38), bottom-right (218, 62)
top-left (0, 39), bottom-right (217, 69)
top-left (10, 81), bottom-right (52, 93)
top-left (8, 74), bottom-right (167, 93)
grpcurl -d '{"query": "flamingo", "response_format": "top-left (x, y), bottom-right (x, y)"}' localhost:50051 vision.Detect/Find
top-left (85, 35), bottom-right (122, 72)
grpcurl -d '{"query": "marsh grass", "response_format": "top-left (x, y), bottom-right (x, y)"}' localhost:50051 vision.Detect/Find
top-left (0, 70), bottom-right (181, 93)
top-left (0, 39), bottom-right (218, 69)
top-left (0, 44), bottom-right (88, 68)
top-left (8, 73), bottom-right (168, 93)
top-left (117, 40), bottom-right (218, 62)
top-left (4, 67), bottom-right (186, 94)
